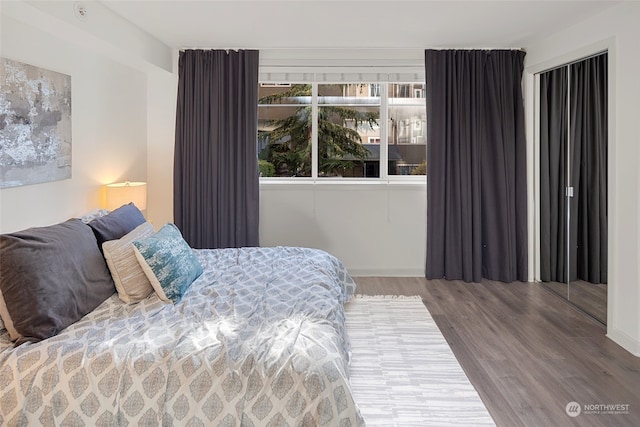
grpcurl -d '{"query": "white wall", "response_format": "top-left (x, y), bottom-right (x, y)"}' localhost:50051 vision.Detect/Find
top-left (523, 1), bottom-right (640, 355)
top-left (146, 67), bottom-right (177, 228)
top-left (0, 13), bottom-right (148, 232)
top-left (260, 182), bottom-right (426, 276)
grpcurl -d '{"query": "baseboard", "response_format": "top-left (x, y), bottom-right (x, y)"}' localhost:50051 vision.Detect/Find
top-left (607, 328), bottom-right (640, 357)
top-left (348, 268), bottom-right (425, 277)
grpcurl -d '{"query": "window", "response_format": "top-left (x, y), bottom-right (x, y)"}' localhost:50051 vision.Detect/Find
top-left (258, 84), bottom-right (312, 177)
top-left (388, 83), bottom-right (427, 175)
top-left (258, 80), bottom-right (426, 178)
top-left (318, 84), bottom-right (380, 177)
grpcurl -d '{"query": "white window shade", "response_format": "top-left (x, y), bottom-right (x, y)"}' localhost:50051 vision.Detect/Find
top-left (259, 69), bottom-right (424, 84)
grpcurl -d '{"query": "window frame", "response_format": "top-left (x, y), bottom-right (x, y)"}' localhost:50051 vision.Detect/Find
top-left (258, 68), bottom-right (426, 183)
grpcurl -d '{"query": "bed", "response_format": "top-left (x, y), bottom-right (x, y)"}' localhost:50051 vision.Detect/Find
top-left (0, 206), bottom-right (364, 426)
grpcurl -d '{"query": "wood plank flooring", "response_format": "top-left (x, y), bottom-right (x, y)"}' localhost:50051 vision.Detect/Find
top-left (354, 277), bottom-right (640, 427)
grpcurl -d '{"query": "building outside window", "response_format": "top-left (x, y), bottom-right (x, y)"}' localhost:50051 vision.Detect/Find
top-left (388, 83), bottom-right (426, 175)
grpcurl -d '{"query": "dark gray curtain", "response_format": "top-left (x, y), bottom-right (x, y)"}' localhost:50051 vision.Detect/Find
top-left (425, 49), bottom-right (528, 283)
top-left (539, 67), bottom-right (569, 282)
top-left (174, 49), bottom-right (260, 249)
top-left (539, 53), bottom-right (607, 284)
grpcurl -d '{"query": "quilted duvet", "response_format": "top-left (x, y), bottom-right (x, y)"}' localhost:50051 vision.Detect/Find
top-left (0, 247), bottom-right (364, 426)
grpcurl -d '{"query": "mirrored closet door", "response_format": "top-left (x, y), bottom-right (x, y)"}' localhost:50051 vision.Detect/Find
top-left (539, 52), bottom-right (608, 324)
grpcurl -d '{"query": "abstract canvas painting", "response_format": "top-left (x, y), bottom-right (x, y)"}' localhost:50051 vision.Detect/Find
top-left (0, 58), bottom-right (72, 188)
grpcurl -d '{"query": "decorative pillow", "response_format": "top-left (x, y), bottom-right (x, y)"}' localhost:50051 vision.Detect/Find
top-left (0, 219), bottom-right (116, 343)
top-left (103, 222), bottom-right (156, 303)
top-left (88, 202), bottom-right (145, 249)
top-left (132, 223), bottom-right (203, 304)
top-left (0, 289), bottom-right (12, 334)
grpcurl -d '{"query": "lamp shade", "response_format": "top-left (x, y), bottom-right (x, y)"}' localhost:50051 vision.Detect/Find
top-left (106, 181), bottom-right (147, 211)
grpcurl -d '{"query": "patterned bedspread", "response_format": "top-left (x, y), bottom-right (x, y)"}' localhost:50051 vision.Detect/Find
top-left (0, 246), bottom-right (364, 426)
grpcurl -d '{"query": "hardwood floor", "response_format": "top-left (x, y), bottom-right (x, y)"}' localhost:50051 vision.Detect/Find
top-left (354, 277), bottom-right (640, 427)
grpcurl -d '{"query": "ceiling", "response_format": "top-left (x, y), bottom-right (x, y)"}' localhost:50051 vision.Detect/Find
top-left (100, 0), bottom-right (620, 50)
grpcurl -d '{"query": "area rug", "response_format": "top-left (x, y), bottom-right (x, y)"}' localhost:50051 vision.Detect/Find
top-left (346, 295), bottom-right (496, 426)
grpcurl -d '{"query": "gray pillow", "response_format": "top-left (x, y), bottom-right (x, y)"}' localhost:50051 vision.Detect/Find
top-left (0, 219), bottom-right (116, 344)
top-left (88, 202), bottom-right (146, 249)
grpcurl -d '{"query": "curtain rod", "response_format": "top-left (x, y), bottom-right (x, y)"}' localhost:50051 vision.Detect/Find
top-left (178, 47), bottom-right (525, 52)
top-left (178, 48), bottom-right (257, 52)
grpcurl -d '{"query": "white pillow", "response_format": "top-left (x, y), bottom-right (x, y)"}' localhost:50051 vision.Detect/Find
top-left (102, 222), bottom-right (155, 303)
top-left (0, 292), bottom-right (4, 331)
top-left (0, 288), bottom-right (18, 340)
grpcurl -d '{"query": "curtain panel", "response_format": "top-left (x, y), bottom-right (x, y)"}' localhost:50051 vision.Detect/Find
top-left (174, 49), bottom-right (260, 249)
top-left (425, 49), bottom-right (528, 283)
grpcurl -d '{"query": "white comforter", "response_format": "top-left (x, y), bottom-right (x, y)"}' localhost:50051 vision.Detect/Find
top-left (0, 247), bottom-right (363, 426)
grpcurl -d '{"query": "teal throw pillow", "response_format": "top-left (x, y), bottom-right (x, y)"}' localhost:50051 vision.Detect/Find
top-left (132, 223), bottom-right (202, 303)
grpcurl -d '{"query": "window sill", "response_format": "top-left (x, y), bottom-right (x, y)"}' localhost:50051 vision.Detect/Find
top-left (259, 177), bottom-right (426, 190)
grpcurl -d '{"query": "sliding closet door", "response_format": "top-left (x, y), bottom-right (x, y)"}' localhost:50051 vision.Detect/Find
top-left (568, 53), bottom-right (608, 322)
top-left (539, 52), bottom-right (608, 323)
top-left (540, 67), bottom-right (569, 291)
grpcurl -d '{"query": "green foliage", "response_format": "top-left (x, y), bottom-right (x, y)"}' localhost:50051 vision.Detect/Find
top-left (317, 105), bottom-right (376, 176)
top-left (259, 84), bottom-right (378, 177)
top-left (258, 160), bottom-right (275, 177)
top-left (258, 84), bottom-right (311, 104)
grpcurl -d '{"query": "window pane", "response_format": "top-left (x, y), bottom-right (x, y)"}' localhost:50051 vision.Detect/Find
top-left (388, 83), bottom-right (426, 175)
top-left (318, 84), bottom-right (380, 178)
top-left (258, 84), bottom-right (311, 177)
